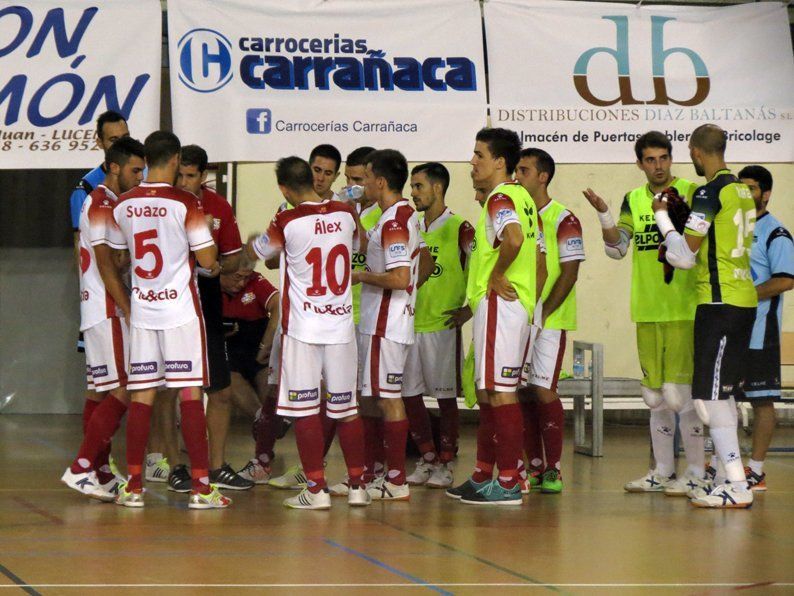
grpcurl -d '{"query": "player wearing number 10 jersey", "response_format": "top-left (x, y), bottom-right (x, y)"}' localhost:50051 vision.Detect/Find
top-left (655, 124), bottom-right (757, 509)
top-left (249, 156), bottom-right (370, 511)
top-left (105, 131), bottom-right (230, 510)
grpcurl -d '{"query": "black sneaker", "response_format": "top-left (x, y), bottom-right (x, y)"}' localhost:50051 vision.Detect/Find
top-left (168, 464), bottom-right (191, 493)
top-left (445, 477), bottom-right (489, 500)
top-left (210, 463), bottom-right (255, 491)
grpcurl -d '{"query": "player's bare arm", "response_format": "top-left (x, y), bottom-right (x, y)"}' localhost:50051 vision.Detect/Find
top-left (94, 243), bottom-right (131, 320)
top-left (444, 305), bottom-right (472, 328)
top-left (220, 252), bottom-right (241, 275)
top-left (541, 260), bottom-right (580, 324)
top-left (756, 277), bottom-right (794, 300)
top-left (582, 188), bottom-right (621, 247)
top-left (256, 295), bottom-right (280, 366)
top-left (195, 243), bottom-right (220, 275)
top-left (417, 246), bottom-right (433, 287)
top-left (353, 265), bottom-right (410, 290)
top-left (535, 240), bottom-right (548, 307)
top-left (487, 221), bottom-right (522, 301)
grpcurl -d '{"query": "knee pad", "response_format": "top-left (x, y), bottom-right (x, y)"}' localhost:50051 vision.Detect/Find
top-left (662, 383), bottom-right (692, 413)
top-left (698, 398), bottom-right (738, 429)
top-left (641, 386), bottom-right (664, 409)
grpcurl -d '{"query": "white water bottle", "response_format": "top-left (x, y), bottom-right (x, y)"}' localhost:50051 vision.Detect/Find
top-left (573, 351), bottom-right (585, 379)
top-left (339, 185), bottom-right (364, 201)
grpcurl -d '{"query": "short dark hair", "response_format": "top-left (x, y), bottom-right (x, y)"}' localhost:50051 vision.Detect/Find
top-left (411, 162), bottom-right (450, 195)
top-left (475, 128), bottom-right (522, 175)
top-left (105, 136), bottom-right (145, 168)
top-left (366, 149), bottom-right (408, 193)
top-left (738, 165), bottom-right (773, 193)
top-left (275, 156), bottom-right (314, 192)
top-left (519, 148), bottom-right (556, 185)
top-left (309, 144), bottom-right (342, 172)
top-left (346, 146), bottom-right (375, 168)
top-left (181, 144), bottom-right (209, 173)
top-left (634, 131), bottom-right (672, 161)
top-left (144, 131), bottom-right (181, 168)
top-left (690, 124), bottom-right (727, 155)
top-left (96, 110), bottom-right (126, 140)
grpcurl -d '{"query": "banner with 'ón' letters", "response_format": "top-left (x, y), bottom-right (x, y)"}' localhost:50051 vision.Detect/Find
top-left (0, 0), bottom-right (161, 169)
top-left (485, 0), bottom-right (794, 163)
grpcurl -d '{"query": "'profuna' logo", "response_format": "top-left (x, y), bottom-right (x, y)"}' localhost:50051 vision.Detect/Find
top-left (573, 16), bottom-right (709, 107)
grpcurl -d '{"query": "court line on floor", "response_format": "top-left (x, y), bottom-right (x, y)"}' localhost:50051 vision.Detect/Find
top-left (323, 539), bottom-right (453, 595)
top-left (11, 497), bottom-right (64, 525)
top-left (0, 563), bottom-right (41, 596)
top-left (0, 583), bottom-right (790, 589)
top-left (378, 519), bottom-right (562, 594)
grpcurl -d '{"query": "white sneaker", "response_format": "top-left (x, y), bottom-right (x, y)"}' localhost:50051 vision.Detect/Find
top-left (268, 464), bottom-right (307, 490)
top-left (406, 459), bottom-right (436, 486)
top-left (145, 455), bottom-right (170, 483)
top-left (284, 488), bottom-right (331, 510)
top-left (426, 462), bottom-right (454, 489)
top-left (91, 477), bottom-right (124, 502)
top-left (115, 483), bottom-right (145, 508)
top-left (329, 476), bottom-right (350, 496)
top-left (690, 483), bottom-right (753, 509)
top-left (188, 485), bottom-right (232, 509)
top-left (347, 485), bottom-right (372, 507)
top-left (238, 459), bottom-right (271, 485)
top-left (624, 471), bottom-right (676, 493)
top-left (665, 473), bottom-right (711, 497)
top-left (367, 477), bottom-right (410, 501)
top-left (61, 467), bottom-right (99, 496)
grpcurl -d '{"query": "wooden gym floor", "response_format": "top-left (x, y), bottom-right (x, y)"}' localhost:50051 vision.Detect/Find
top-left (0, 415), bottom-right (792, 595)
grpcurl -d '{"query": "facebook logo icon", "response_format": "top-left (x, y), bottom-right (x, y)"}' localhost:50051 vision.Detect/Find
top-left (246, 109), bottom-right (272, 134)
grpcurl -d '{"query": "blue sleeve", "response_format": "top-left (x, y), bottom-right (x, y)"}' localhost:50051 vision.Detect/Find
top-left (767, 226), bottom-right (794, 279)
top-left (70, 183), bottom-right (88, 230)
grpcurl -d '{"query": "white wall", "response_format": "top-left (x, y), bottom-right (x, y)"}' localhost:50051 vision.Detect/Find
top-left (233, 159), bottom-right (794, 381)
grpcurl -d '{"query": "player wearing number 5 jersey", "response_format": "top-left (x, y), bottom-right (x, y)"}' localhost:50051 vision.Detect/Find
top-left (104, 131), bottom-right (230, 510)
top-left (248, 156), bottom-right (370, 511)
top-left (655, 124), bottom-right (757, 509)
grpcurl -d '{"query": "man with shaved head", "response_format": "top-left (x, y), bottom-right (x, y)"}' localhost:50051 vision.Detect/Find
top-left (652, 124), bottom-right (757, 508)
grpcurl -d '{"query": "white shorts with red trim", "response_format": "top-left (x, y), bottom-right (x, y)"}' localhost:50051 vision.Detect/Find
top-left (277, 335), bottom-right (358, 418)
top-left (403, 328), bottom-right (462, 399)
top-left (473, 294), bottom-right (530, 392)
top-left (359, 334), bottom-right (408, 399)
top-left (127, 318), bottom-right (208, 390)
top-left (84, 317), bottom-right (129, 392)
top-left (520, 327), bottom-right (567, 391)
top-left (267, 331), bottom-right (281, 386)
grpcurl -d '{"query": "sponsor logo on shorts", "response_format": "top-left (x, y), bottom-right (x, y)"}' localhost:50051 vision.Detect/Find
top-left (388, 243), bottom-right (408, 258)
top-left (721, 384), bottom-right (734, 393)
top-left (90, 365), bottom-right (109, 378)
top-left (386, 373), bottom-right (403, 385)
top-left (288, 388), bottom-right (319, 402)
top-left (165, 360), bottom-right (193, 373)
top-left (327, 391), bottom-right (352, 405)
top-left (130, 361), bottom-right (158, 374)
top-left (523, 363), bottom-right (531, 374)
top-left (302, 302), bottom-right (353, 316)
top-left (501, 366), bottom-right (520, 379)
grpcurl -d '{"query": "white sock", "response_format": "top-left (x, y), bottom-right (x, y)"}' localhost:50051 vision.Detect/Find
top-left (710, 426), bottom-right (747, 488)
top-left (649, 406), bottom-right (676, 477)
top-left (715, 458), bottom-right (727, 485)
top-left (679, 408), bottom-right (705, 477)
top-left (748, 458), bottom-right (764, 475)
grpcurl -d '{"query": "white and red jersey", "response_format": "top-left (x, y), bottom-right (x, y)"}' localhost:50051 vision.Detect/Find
top-left (200, 186), bottom-right (242, 257)
top-left (105, 182), bottom-right (215, 330)
top-left (251, 199), bottom-right (358, 344)
top-left (359, 199), bottom-right (422, 345)
top-left (78, 184), bottom-right (124, 331)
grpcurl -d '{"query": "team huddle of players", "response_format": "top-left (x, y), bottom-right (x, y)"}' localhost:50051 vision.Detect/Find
top-left (60, 110), bottom-right (792, 510)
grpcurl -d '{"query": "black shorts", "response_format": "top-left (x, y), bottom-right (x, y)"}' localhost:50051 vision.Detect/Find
top-left (692, 303), bottom-right (755, 401)
top-left (226, 319), bottom-right (269, 386)
top-left (198, 275), bottom-right (231, 392)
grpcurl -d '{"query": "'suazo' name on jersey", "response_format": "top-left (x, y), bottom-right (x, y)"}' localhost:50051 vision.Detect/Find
top-left (127, 205), bottom-right (168, 218)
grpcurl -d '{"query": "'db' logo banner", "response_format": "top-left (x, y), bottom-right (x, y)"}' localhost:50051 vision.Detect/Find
top-left (168, 0), bottom-right (487, 162)
top-left (485, 0), bottom-right (794, 163)
top-left (0, 0), bottom-right (161, 169)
